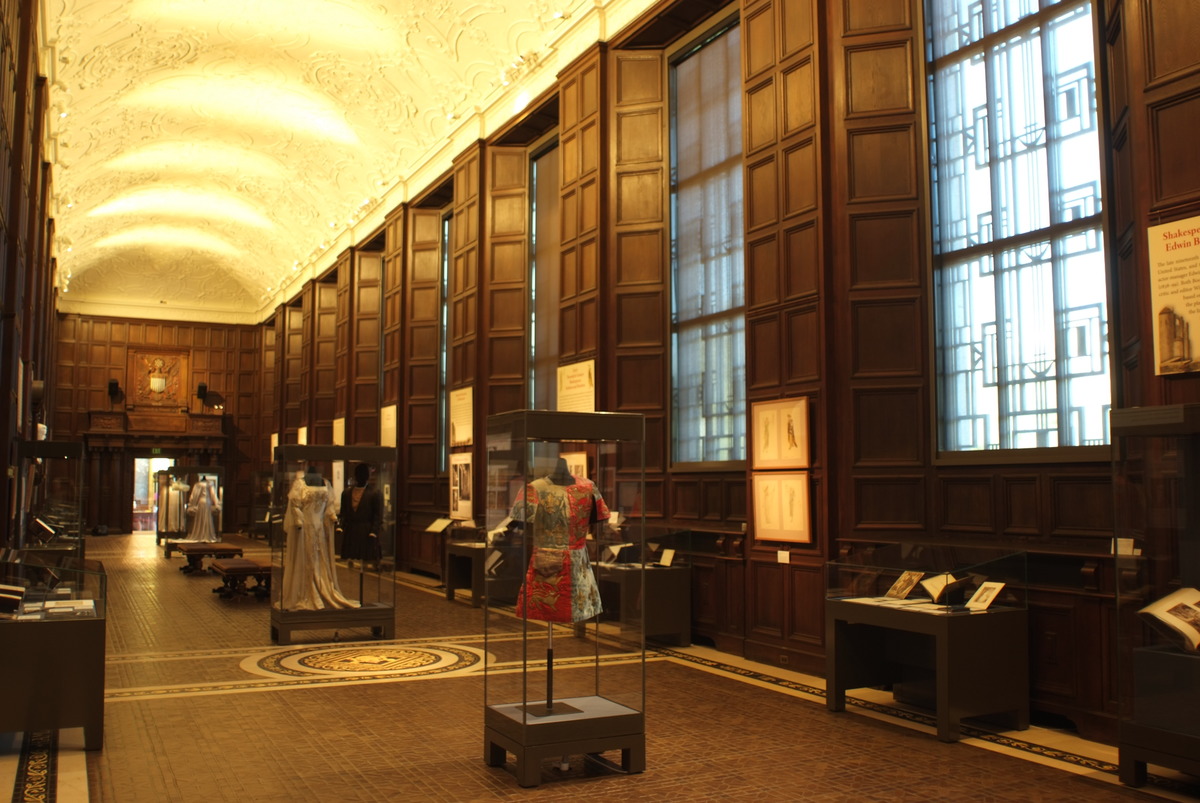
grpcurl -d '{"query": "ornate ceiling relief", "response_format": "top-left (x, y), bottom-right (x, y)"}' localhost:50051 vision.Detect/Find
top-left (42, 0), bottom-right (660, 323)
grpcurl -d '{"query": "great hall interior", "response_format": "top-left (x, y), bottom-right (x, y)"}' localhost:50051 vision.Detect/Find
top-left (2, 0), bottom-right (1200, 800)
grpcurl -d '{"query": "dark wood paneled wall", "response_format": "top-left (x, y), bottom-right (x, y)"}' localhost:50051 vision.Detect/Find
top-left (280, 301), bottom-right (304, 440)
top-left (1105, 0), bottom-right (1200, 409)
top-left (400, 194), bottom-right (452, 575)
top-left (350, 250), bottom-right (383, 445)
top-left (559, 45), bottom-right (605, 381)
top-left (737, 0), bottom-right (826, 670)
top-left (382, 208), bottom-right (406, 409)
top-left (52, 316), bottom-right (257, 531)
top-left (483, 146), bottom-right (531, 421)
top-left (0, 0), bottom-right (49, 544)
top-left (308, 278), bottom-right (338, 445)
top-left (607, 46), bottom-right (668, 507)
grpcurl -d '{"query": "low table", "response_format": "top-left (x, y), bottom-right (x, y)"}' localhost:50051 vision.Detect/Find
top-left (211, 557), bottom-right (271, 599)
top-left (172, 542), bottom-right (245, 574)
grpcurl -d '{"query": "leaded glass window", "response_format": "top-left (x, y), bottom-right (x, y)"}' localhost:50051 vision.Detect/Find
top-left (670, 21), bottom-right (746, 464)
top-left (929, 0), bottom-right (1110, 451)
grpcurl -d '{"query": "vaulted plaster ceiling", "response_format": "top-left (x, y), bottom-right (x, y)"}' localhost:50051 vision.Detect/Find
top-left (39, 0), bottom-right (658, 324)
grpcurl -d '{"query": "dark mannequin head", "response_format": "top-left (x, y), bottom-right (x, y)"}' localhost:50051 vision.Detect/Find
top-left (355, 463), bottom-right (371, 486)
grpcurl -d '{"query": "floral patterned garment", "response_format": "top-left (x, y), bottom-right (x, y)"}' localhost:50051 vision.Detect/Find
top-left (512, 475), bottom-right (609, 623)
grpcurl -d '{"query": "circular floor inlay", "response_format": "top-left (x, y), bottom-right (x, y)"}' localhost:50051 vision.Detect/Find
top-left (299, 647), bottom-right (439, 672)
top-left (247, 643), bottom-right (482, 679)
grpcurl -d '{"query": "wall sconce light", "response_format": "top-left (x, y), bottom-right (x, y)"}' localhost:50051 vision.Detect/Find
top-left (197, 383), bottom-right (208, 401)
top-left (107, 379), bottom-right (120, 401)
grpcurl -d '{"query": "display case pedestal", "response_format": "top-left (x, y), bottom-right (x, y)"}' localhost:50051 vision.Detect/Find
top-left (484, 699), bottom-right (645, 788)
top-left (0, 618), bottom-right (105, 749)
top-left (826, 598), bottom-right (1029, 742)
top-left (270, 604), bottom-right (395, 645)
top-left (483, 410), bottom-right (647, 788)
top-left (1118, 646), bottom-right (1200, 786)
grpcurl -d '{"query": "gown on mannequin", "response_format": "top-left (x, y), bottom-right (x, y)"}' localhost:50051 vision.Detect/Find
top-left (158, 480), bottom-right (188, 533)
top-left (281, 475), bottom-right (357, 611)
top-left (186, 479), bottom-right (220, 542)
top-left (512, 469), bottom-right (607, 623)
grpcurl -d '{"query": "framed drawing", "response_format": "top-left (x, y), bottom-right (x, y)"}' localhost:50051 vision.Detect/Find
top-left (751, 397), bottom-right (809, 469)
top-left (449, 452), bottom-right (473, 521)
top-left (752, 471), bottom-right (810, 543)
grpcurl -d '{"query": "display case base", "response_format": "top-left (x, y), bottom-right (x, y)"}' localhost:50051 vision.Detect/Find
top-left (270, 603), bottom-right (394, 644)
top-left (484, 696), bottom-right (644, 788)
top-left (1119, 722), bottom-right (1200, 786)
top-left (0, 617), bottom-right (105, 750)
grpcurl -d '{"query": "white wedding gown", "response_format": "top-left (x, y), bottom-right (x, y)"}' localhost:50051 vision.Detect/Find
top-left (280, 477), bottom-right (357, 611)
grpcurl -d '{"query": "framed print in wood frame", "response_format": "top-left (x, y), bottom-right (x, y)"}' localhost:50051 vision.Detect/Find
top-left (751, 397), bottom-right (809, 469)
top-left (449, 452), bottom-right (472, 521)
top-left (752, 471), bottom-right (811, 544)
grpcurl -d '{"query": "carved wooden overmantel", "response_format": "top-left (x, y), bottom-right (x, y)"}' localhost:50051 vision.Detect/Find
top-left (84, 410), bottom-right (226, 456)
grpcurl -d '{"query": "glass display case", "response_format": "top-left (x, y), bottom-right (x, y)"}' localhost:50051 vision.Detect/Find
top-left (1111, 404), bottom-right (1200, 786)
top-left (0, 553), bottom-right (106, 749)
top-left (248, 470), bottom-right (274, 540)
top-left (483, 410), bottom-right (646, 788)
top-left (15, 440), bottom-right (85, 558)
top-left (825, 544), bottom-right (1029, 742)
top-left (269, 445), bottom-right (396, 645)
top-left (155, 465), bottom-right (224, 544)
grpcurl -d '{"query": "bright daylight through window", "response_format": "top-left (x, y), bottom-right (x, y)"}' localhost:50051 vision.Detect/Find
top-left (670, 21), bottom-right (746, 464)
top-left (929, 0), bottom-right (1110, 451)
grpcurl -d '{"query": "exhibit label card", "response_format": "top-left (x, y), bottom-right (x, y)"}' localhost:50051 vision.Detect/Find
top-left (557, 360), bottom-right (595, 413)
top-left (449, 386), bottom-right (473, 446)
top-left (380, 404), bottom-right (397, 448)
top-left (1148, 215), bottom-right (1200, 375)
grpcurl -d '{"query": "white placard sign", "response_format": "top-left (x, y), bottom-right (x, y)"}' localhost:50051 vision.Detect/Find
top-left (450, 386), bottom-right (473, 446)
top-left (556, 360), bottom-right (595, 413)
top-left (380, 404), bottom-right (398, 448)
top-left (1149, 215), bottom-right (1200, 375)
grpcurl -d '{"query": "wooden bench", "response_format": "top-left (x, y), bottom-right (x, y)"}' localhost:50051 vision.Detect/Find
top-left (174, 542), bottom-right (244, 574)
top-left (210, 557), bottom-right (271, 599)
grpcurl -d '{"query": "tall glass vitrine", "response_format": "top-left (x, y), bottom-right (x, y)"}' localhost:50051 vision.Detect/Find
top-left (15, 440), bottom-right (84, 558)
top-left (1111, 405), bottom-right (1200, 786)
top-left (269, 445), bottom-right (396, 645)
top-left (483, 410), bottom-right (646, 788)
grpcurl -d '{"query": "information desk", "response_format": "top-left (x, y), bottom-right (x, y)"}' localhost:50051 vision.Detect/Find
top-left (825, 597), bottom-right (1028, 742)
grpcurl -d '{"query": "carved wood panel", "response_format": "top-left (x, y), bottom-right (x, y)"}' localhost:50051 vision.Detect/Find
top-left (610, 46), bottom-right (668, 482)
top-left (335, 253), bottom-right (351, 424)
top-left (404, 205), bottom-right (448, 511)
top-left (382, 207), bottom-right (406, 406)
top-left (310, 279), bottom-right (338, 444)
top-left (484, 145), bottom-right (530, 425)
top-left (351, 251), bottom-right (382, 444)
top-left (561, 46), bottom-right (606, 366)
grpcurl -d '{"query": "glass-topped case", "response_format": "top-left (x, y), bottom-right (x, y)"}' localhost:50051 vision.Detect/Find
top-left (0, 554), bottom-right (107, 749)
top-left (1111, 405), bottom-right (1200, 786)
top-left (826, 543), bottom-right (1028, 612)
top-left (269, 445), bottom-right (396, 645)
top-left (0, 553), bottom-right (106, 621)
top-left (825, 544), bottom-right (1029, 742)
top-left (15, 440), bottom-right (85, 558)
top-left (483, 410), bottom-right (646, 788)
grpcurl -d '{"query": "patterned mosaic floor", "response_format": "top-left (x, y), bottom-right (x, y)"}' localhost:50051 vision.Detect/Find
top-left (3, 533), bottom-right (1197, 802)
